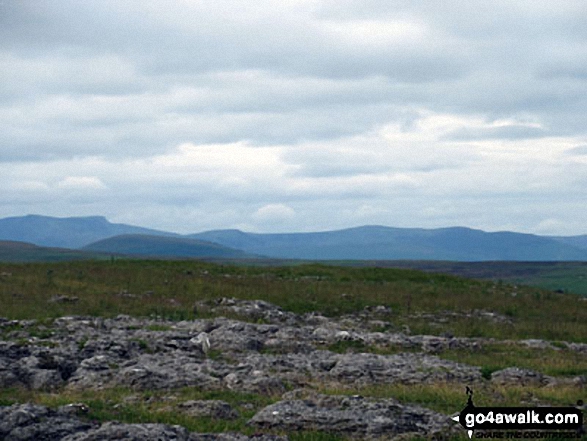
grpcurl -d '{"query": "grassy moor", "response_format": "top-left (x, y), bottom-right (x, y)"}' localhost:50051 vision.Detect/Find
top-left (0, 259), bottom-right (585, 440)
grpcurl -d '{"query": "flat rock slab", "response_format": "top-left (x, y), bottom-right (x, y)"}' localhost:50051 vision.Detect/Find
top-left (327, 352), bottom-right (482, 385)
top-left (249, 393), bottom-right (455, 439)
top-left (490, 367), bottom-right (552, 386)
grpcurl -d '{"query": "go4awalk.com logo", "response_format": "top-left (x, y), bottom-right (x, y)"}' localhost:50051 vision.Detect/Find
top-left (452, 387), bottom-right (584, 439)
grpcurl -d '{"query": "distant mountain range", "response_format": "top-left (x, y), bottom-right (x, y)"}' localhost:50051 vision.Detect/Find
top-left (0, 214), bottom-right (586, 262)
top-left (190, 226), bottom-right (587, 261)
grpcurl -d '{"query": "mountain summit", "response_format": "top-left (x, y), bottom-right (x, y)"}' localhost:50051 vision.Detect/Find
top-left (0, 215), bottom-right (175, 249)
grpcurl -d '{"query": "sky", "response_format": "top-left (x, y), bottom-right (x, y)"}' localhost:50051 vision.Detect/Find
top-left (1, 0), bottom-right (587, 235)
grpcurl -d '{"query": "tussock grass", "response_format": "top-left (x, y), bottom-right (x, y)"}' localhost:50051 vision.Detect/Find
top-left (1, 260), bottom-right (586, 342)
top-left (439, 344), bottom-right (587, 378)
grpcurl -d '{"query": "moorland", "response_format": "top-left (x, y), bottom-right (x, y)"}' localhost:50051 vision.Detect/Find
top-left (0, 259), bottom-right (585, 440)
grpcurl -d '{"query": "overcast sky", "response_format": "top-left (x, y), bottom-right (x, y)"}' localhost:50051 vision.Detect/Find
top-left (1, 1), bottom-right (587, 235)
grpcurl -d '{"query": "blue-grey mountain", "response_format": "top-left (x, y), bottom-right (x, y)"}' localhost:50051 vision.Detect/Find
top-left (549, 235), bottom-right (587, 251)
top-left (82, 234), bottom-right (250, 259)
top-left (0, 215), bottom-right (175, 249)
top-left (2, 215), bottom-right (587, 261)
top-left (191, 226), bottom-right (587, 261)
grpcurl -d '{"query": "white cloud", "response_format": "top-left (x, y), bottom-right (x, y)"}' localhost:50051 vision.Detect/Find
top-left (253, 204), bottom-right (295, 221)
top-left (56, 176), bottom-right (107, 190)
top-left (320, 18), bottom-right (427, 48)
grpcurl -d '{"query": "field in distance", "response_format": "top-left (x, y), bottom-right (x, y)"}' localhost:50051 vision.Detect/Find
top-left (1, 238), bottom-right (587, 296)
top-left (337, 260), bottom-right (587, 296)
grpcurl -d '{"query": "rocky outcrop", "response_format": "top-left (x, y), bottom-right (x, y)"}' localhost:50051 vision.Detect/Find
top-left (490, 367), bottom-right (551, 387)
top-left (0, 301), bottom-right (488, 393)
top-left (249, 392), bottom-right (456, 439)
top-left (0, 403), bottom-right (93, 441)
top-left (0, 298), bottom-right (583, 440)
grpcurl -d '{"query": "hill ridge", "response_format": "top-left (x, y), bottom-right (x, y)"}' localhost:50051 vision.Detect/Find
top-left (1, 214), bottom-right (587, 261)
top-left (82, 234), bottom-right (251, 259)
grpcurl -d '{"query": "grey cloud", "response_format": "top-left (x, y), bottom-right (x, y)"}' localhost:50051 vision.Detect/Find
top-left (443, 125), bottom-right (548, 142)
top-left (0, 91), bottom-right (411, 161)
top-left (1, 1), bottom-right (469, 82)
top-left (2, 1), bottom-right (586, 148)
top-left (1, 1), bottom-right (587, 235)
top-left (281, 146), bottom-right (473, 179)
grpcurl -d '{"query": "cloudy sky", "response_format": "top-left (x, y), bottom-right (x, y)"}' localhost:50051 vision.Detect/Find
top-left (1, 1), bottom-right (587, 235)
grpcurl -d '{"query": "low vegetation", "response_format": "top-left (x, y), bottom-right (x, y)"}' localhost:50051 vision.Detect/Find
top-left (1, 259), bottom-right (586, 342)
top-left (0, 259), bottom-right (585, 440)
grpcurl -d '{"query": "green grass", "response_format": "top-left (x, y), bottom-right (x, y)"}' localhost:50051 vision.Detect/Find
top-left (3, 383), bottom-right (583, 440)
top-left (0, 386), bottom-right (349, 439)
top-left (0, 386), bottom-right (277, 434)
top-left (438, 343), bottom-right (587, 378)
top-left (350, 260), bottom-right (587, 296)
top-left (322, 339), bottom-right (419, 356)
top-left (319, 383), bottom-right (586, 415)
top-left (2, 259), bottom-right (586, 440)
top-left (1, 260), bottom-right (587, 342)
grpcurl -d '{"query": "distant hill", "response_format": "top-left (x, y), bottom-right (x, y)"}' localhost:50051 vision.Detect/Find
top-left (549, 235), bottom-right (587, 251)
top-left (191, 225), bottom-right (587, 261)
top-left (1, 215), bottom-right (587, 262)
top-left (0, 240), bottom-right (107, 262)
top-left (82, 234), bottom-right (251, 259)
top-left (0, 215), bottom-right (174, 249)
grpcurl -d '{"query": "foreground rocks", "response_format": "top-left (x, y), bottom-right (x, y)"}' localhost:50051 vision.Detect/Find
top-left (0, 398), bottom-right (455, 441)
top-left (0, 403), bottom-right (286, 441)
top-left (0, 301), bottom-right (489, 394)
top-left (0, 298), bottom-right (584, 440)
top-left (249, 392), bottom-right (455, 439)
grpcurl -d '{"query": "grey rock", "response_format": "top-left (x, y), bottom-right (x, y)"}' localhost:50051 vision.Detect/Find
top-left (111, 354), bottom-right (221, 390)
top-left (0, 403), bottom-right (93, 440)
top-left (490, 367), bottom-right (549, 386)
top-left (196, 298), bottom-right (299, 326)
top-left (1, 299), bottom-right (577, 439)
top-left (566, 342), bottom-right (587, 354)
top-left (224, 372), bottom-right (287, 395)
top-left (249, 393), bottom-right (454, 439)
top-left (0, 403), bottom-right (283, 441)
top-left (519, 339), bottom-right (556, 350)
top-left (49, 295), bottom-right (79, 303)
top-left (62, 422), bottom-right (192, 441)
top-left (178, 400), bottom-right (238, 419)
top-left (209, 323), bottom-right (265, 353)
top-left (328, 352), bottom-right (482, 385)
